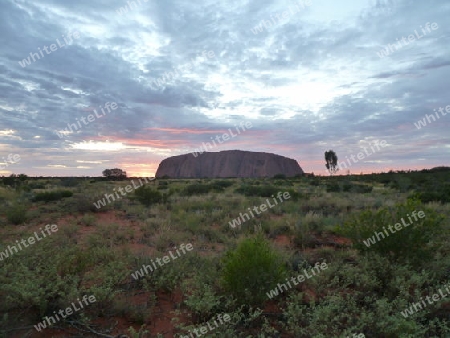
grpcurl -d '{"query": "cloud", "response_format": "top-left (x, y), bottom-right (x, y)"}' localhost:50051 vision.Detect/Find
top-left (0, 0), bottom-right (448, 176)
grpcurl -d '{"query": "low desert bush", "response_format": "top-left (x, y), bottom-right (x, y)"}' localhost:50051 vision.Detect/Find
top-left (134, 186), bottom-right (163, 206)
top-left (234, 185), bottom-right (279, 197)
top-left (32, 190), bottom-right (73, 202)
top-left (273, 174), bottom-right (286, 179)
top-left (234, 185), bottom-right (301, 201)
top-left (326, 182), bottom-right (341, 192)
top-left (81, 214), bottom-right (96, 226)
top-left (59, 178), bottom-right (80, 187)
top-left (221, 234), bottom-right (287, 306)
top-left (28, 182), bottom-right (46, 189)
top-left (182, 184), bottom-right (212, 196)
top-left (412, 184), bottom-right (450, 204)
top-left (181, 181), bottom-right (233, 196)
top-left (328, 182), bottom-right (373, 193)
top-left (209, 180), bottom-right (234, 190)
top-left (71, 194), bottom-right (100, 213)
top-left (182, 273), bottom-right (222, 322)
top-left (293, 211), bottom-right (325, 247)
top-left (6, 204), bottom-right (27, 225)
top-left (336, 199), bottom-right (445, 267)
top-left (157, 181), bottom-right (169, 190)
top-left (283, 253), bottom-right (450, 337)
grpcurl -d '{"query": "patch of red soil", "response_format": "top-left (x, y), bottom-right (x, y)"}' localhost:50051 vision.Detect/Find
top-left (273, 234), bottom-right (292, 249)
top-left (263, 299), bottom-right (283, 314)
top-left (55, 214), bottom-right (76, 225)
top-left (303, 287), bottom-right (318, 303)
top-left (96, 211), bottom-right (121, 223)
top-left (327, 234), bottom-right (352, 246)
top-left (147, 289), bottom-right (187, 337)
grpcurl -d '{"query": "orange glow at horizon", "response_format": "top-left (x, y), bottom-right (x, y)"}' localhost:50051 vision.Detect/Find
top-left (127, 171), bottom-right (156, 177)
top-left (145, 127), bottom-right (227, 134)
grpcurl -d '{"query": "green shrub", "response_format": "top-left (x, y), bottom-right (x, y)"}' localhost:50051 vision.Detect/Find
top-left (293, 212), bottom-right (324, 249)
top-left (157, 181), bottom-right (169, 190)
top-left (282, 253), bottom-right (450, 337)
top-left (6, 204), bottom-right (27, 225)
top-left (221, 234), bottom-right (287, 306)
top-left (347, 183), bottom-right (373, 193)
top-left (182, 184), bottom-right (213, 196)
top-left (234, 185), bottom-right (300, 201)
top-left (342, 181), bottom-right (352, 192)
top-left (0, 239), bottom-right (84, 318)
top-left (352, 184), bottom-right (373, 193)
top-left (71, 194), bottom-right (99, 213)
top-left (81, 214), bottom-right (96, 226)
top-left (309, 179), bottom-right (320, 186)
top-left (326, 182), bottom-right (340, 192)
top-left (392, 177), bottom-right (412, 192)
top-left (336, 199), bottom-right (445, 267)
top-left (59, 178), bottom-right (80, 187)
top-left (134, 186), bottom-right (162, 206)
top-left (182, 275), bottom-right (222, 322)
top-left (28, 182), bottom-right (46, 189)
top-left (209, 180), bottom-right (234, 189)
top-left (127, 325), bottom-right (150, 338)
top-left (413, 184), bottom-right (450, 204)
top-left (32, 190), bottom-right (73, 202)
top-left (273, 174), bottom-right (286, 179)
top-left (234, 185), bottom-right (279, 197)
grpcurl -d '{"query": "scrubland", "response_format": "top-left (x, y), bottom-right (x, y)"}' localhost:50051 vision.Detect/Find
top-left (0, 169), bottom-right (449, 337)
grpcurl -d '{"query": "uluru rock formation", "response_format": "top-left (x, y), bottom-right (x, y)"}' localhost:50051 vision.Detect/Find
top-left (155, 150), bottom-right (303, 178)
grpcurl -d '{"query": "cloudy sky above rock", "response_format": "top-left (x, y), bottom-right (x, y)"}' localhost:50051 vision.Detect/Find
top-left (1, 0), bottom-right (449, 176)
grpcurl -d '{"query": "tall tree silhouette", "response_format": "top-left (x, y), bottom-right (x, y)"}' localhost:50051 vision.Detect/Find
top-left (325, 150), bottom-right (338, 175)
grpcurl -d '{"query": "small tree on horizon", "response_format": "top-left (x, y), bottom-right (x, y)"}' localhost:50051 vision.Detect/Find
top-left (325, 150), bottom-right (339, 175)
top-left (102, 168), bottom-right (127, 180)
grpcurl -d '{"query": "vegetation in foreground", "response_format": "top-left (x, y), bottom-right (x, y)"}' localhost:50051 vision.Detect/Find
top-left (0, 169), bottom-right (449, 337)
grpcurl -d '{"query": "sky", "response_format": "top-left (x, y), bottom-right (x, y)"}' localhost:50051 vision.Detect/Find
top-left (0, 0), bottom-right (449, 177)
